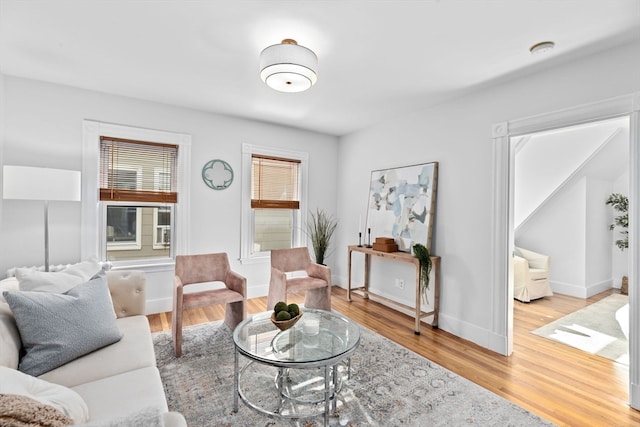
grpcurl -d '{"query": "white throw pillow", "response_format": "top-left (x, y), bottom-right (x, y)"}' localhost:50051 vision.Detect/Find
top-left (0, 366), bottom-right (90, 423)
top-left (16, 258), bottom-right (101, 293)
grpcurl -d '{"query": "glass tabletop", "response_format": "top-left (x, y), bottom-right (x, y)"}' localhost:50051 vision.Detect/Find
top-left (233, 308), bottom-right (360, 367)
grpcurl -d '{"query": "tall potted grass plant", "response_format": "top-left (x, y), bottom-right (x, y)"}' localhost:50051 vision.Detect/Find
top-left (306, 209), bottom-right (338, 265)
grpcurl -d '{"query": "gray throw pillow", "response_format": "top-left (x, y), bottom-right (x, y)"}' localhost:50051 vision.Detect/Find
top-left (2, 274), bottom-right (122, 377)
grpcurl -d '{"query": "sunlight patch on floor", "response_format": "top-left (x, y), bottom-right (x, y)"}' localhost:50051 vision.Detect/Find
top-left (549, 324), bottom-right (616, 353)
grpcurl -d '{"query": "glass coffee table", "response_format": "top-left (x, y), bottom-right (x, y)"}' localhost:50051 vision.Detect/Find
top-left (233, 308), bottom-right (360, 426)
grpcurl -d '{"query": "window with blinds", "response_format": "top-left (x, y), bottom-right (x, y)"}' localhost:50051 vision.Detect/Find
top-left (250, 154), bottom-right (301, 252)
top-left (99, 137), bottom-right (178, 203)
top-left (251, 155), bottom-right (300, 209)
top-left (99, 136), bottom-right (178, 261)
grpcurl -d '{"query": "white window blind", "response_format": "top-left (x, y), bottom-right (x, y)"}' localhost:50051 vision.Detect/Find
top-left (100, 136), bottom-right (178, 203)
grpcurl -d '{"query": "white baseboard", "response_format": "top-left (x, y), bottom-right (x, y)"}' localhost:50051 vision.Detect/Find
top-left (631, 381), bottom-right (640, 410)
top-left (551, 280), bottom-right (586, 297)
top-left (335, 279), bottom-right (507, 355)
top-left (248, 284), bottom-right (269, 300)
top-left (146, 298), bottom-right (172, 315)
top-left (551, 280), bottom-right (614, 298)
top-left (585, 279), bottom-right (614, 298)
top-left (438, 313), bottom-right (507, 356)
top-left (487, 330), bottom-right (510, 356)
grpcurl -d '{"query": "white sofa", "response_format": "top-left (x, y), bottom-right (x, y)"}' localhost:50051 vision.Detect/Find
top-left (513, 246), bottom-right (553, 302)
top-left (0, 268), bottom-right (186, 427)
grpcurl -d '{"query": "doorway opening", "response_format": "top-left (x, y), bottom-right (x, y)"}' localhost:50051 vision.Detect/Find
top-left (490, 92), bottom-right (640, 408)
top-left (511, 116), bottom-right (630, 366)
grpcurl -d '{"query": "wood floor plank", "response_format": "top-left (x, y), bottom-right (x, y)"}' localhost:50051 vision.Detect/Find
top-left (148, 286), bottom-right (640, 426)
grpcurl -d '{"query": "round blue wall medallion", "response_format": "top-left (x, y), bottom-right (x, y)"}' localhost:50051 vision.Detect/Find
top-left (202, 159), bottom-right (234, 190)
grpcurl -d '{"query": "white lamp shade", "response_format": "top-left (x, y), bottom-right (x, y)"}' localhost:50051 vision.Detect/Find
top-left (260, 41), bottom-right (318, 93)
top-left (3, 165), bottom-right (81, 201)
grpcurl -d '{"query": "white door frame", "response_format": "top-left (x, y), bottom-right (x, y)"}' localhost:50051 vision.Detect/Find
top-left (491, 92), bottom-right (640, 408)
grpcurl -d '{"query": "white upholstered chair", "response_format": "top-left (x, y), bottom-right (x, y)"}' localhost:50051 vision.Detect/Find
top-left (513, 246), bottom-right (553, 302)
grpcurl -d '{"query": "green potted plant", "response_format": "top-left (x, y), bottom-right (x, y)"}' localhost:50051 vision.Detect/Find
top-left (606, 192), bottom-right (628, 294)
top-left (606, 193), bottom-right (628, 250)
top-left (305, 208), bottom-right (338, 265)
top-left (412, 243), bottom-right (432, 303)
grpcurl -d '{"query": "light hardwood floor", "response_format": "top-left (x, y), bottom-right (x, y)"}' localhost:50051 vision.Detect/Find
top-left (148, 287), bottom-right (640, 426)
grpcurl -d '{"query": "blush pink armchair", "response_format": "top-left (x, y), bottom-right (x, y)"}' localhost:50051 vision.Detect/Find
top-left (172, 253), bottom-right (246, 357)
top-left (267, 247), bottom-right (332, 311)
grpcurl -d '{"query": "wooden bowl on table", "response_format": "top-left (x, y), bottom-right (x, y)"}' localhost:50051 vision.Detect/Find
top-left (270, 310), bottom-right (303, 331)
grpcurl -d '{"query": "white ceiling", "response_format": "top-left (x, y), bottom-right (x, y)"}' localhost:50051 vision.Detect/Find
top-left (1, 1), bottom-right (639, 136)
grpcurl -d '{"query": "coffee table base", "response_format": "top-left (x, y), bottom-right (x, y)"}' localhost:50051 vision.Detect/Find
top-left (234, 351), bottom-right (351, 426)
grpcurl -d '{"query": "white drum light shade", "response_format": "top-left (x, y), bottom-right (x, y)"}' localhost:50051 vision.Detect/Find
top-left (260, 39), bottom-right (318, 93)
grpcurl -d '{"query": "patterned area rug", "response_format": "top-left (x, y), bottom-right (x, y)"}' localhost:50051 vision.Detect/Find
top-left (153, 320), bottom-right (555, 427)
top-left (532, 293), bottom-right (629, 365)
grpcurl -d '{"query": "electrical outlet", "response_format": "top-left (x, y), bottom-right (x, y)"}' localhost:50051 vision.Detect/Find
top-left (395, 278), bottom-right (404, 289)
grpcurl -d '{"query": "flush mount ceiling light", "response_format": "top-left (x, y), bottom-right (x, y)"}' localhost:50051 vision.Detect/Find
top-left (260, 39), bottom-right (318, 93)
top-left (529, 41), bottom-right (555, 55)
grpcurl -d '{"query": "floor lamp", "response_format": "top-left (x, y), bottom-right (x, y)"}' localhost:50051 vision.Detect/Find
top-left (3, 165), bottom-right (82, 272)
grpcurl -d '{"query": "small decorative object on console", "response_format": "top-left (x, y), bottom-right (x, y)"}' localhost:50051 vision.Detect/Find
top-left (372, 237), bottom-right (398, 253)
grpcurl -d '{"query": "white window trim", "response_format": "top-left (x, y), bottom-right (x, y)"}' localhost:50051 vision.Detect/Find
top-left (240, 143), bottom-right (308, 264)
top-left (152, 206), bottom-right (172, 249)
top-left (82, 120), bottom-right (191, 271)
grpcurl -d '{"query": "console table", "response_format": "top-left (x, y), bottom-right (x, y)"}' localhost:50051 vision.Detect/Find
top-left (346, 245), bottom-right (440, 334)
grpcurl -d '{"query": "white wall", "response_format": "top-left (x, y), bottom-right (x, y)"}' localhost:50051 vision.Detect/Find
top-left (0, 76), bottom-right (339, 312)
top-left (335, 39), bottom-right (640, 351)
top-left (586, 177), bottom-right (617, 295)
top-left (0, 74), bottom-right (4, 225)
top-left (517, 176), bottom-right (615, 298)
top-left (517, 178), bottom-right (587, 295)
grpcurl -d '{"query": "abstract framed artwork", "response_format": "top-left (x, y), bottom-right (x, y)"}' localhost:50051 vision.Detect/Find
top-left (365, 162), bottom-right (438, 252)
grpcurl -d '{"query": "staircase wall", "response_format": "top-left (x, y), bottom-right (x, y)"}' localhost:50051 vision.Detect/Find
top-left (515, 121), bottom-right (629, 298)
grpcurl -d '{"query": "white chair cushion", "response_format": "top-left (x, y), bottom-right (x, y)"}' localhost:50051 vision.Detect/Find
top-left (39, 315), bottom-right (156, 388)
top-left (71, 366), bottom-right (168, 426)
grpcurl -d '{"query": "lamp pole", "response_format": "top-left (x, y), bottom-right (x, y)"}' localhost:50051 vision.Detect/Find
top-left (44, 200), bottom-right (50, 272)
